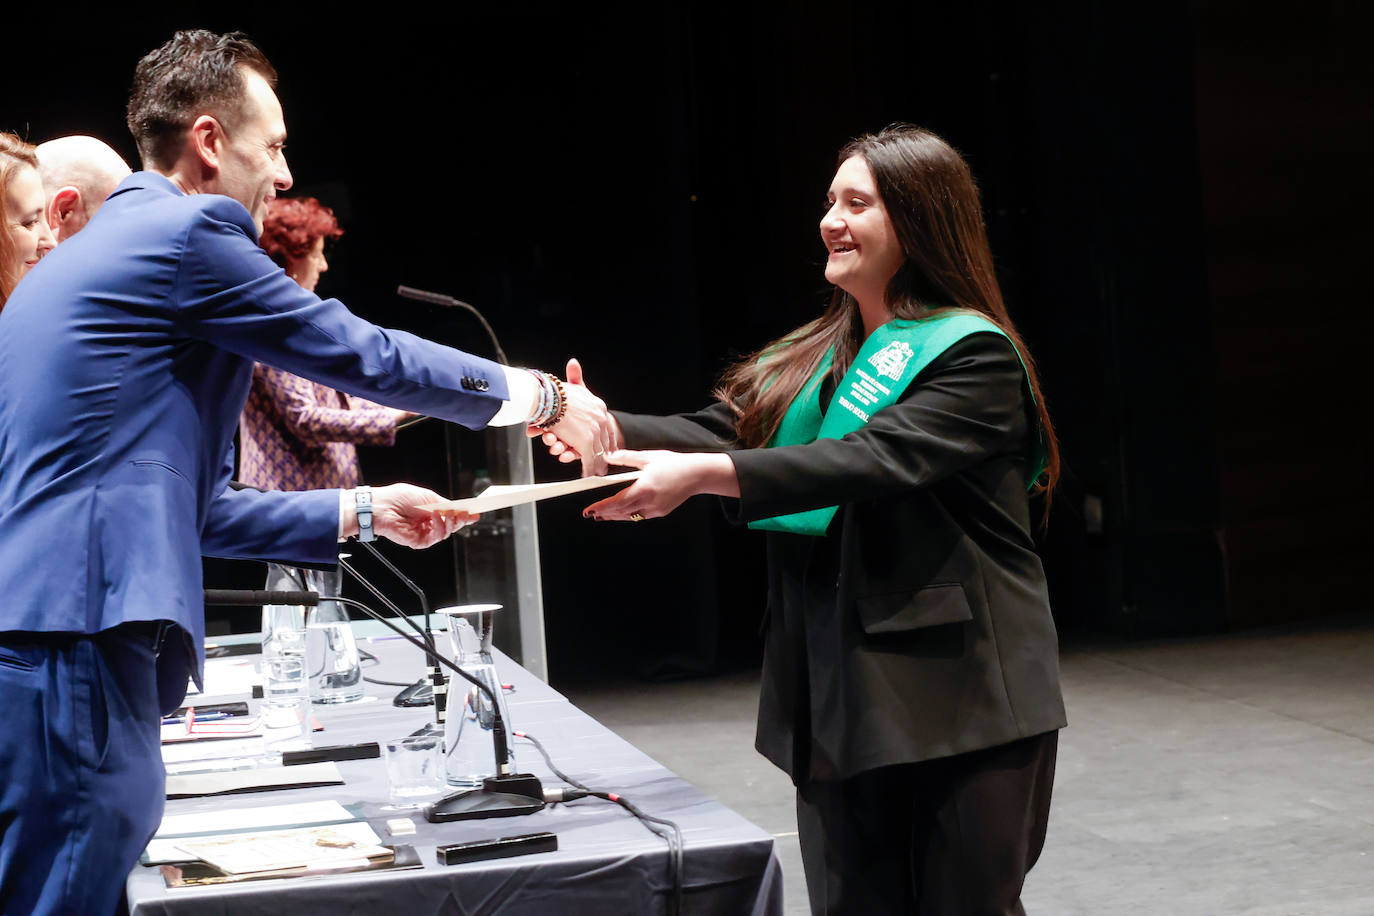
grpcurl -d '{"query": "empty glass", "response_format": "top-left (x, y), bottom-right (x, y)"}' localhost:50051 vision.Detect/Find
top-left (383, 734), bottom-right (446, 807)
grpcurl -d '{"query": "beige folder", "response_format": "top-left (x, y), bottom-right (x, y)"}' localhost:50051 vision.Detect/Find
top-left (421, 471), bottom-right (641, 514)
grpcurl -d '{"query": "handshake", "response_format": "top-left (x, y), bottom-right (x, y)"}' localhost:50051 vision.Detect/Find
top-left (524, 357), bottom-right (619, 477)
top-left (351, 354), bottom-right (735, 548)
top-left (349, 357), bottom-right (620, 550)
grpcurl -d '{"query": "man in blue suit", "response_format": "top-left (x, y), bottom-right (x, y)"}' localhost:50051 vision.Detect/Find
top-left (0, 29), bottom-right (610, 915)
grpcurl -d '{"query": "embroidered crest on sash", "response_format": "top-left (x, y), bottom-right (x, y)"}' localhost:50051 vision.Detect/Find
top-left (868, 341), bottom-right (915, 381)
top-left (751, 313), bottom-right (1044, 536)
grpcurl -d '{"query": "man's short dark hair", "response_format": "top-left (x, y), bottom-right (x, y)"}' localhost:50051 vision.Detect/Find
top-left (126, 30), bottom-right (277, 171)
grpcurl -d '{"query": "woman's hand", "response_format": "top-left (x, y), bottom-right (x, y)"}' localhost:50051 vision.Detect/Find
top-left (582, 449), bottom-right (739, 521)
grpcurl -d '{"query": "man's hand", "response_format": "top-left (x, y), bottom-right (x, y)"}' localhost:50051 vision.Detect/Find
top-left (536, 358), bottom-right (618, 477)
top-left (343, 483), bottom-right (477, 549)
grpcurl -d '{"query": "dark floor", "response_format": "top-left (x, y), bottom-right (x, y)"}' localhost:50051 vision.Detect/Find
top-left (562, 616), bottom-right (1374, 915)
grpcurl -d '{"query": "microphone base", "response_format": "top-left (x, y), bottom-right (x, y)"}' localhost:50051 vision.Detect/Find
top-left (393, 678), bottom-right (433, 707)
top-left (425, 774), bottom-right (546, 823)
top-left (409, 721), bottom-right (443, 739)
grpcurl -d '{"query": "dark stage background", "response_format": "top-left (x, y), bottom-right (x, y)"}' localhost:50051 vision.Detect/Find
top-left (6, 2), bottom-right (1371, 681)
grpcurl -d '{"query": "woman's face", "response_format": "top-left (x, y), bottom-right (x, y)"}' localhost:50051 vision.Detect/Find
top-left (285, 235), bottom-right (328, 292)
top-left (6, 163), bottom-right (56, 279)
top-left (820, 155), bottom-right (904, 310)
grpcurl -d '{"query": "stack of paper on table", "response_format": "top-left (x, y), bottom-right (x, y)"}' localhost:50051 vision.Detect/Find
top-left (165, 761), bottom-right (344, 800)
top-left (175, 823), bottom-right (391, 876)
top-left (145, 800), bottom-right (362, 865)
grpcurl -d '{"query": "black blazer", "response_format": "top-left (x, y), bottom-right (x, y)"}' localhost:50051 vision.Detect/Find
top-left (616, 332), bottom-right (1066, 784)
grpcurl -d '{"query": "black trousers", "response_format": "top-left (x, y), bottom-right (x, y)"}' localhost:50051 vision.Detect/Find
top-left (795, 730), bottom-right (1058, 916)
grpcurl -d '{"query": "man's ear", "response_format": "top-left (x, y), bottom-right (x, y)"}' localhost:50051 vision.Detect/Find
top-left (48, 187), bottom-right (82, 231)
top-left (188, 114), bottom-right (224, 170)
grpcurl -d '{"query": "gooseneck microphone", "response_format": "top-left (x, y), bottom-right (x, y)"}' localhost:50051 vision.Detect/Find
top-left (395, 285), bottom-right (508, 364)
top-left (203, 589), bottom-right (319, 607)
top-left (336, 550), bottom-right (445, 715)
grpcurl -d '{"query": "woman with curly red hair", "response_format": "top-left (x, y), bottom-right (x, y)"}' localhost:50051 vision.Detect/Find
top-left (256, 195), bottom-right (342, 292)
top-left (239, 195), bottom-right (412, 493)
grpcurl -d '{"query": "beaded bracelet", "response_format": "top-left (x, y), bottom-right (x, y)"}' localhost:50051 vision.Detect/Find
top-left (525, 369), bottom-right (567, 429)
top-left (541, 372), bottom-right (567, 429)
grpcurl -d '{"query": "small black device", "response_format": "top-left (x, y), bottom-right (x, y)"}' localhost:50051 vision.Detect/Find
top-left (280, 742), bottom-right (381, 766)
top-left (435, 831), bottom-right (557, 866)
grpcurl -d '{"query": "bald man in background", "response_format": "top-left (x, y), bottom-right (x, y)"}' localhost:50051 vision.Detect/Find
top-left (36, 135), bottom-right (132, 242)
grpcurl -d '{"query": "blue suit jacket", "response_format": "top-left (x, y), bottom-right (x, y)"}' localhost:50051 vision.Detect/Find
top-left (0, 172), bottom-right (507, 685)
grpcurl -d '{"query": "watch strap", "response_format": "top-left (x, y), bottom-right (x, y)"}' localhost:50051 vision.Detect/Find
top-left (355, 485), bottom-right (375, 542)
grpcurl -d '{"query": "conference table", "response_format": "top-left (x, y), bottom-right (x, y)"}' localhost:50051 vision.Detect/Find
top-left (125, 627), bottom-right (783, 914)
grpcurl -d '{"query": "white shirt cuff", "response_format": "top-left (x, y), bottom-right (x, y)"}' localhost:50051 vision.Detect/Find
top-left (487, 366), bottom-right (540, 427)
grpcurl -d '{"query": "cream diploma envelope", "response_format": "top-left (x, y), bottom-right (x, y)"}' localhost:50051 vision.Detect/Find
top-left (421, 471), bottom-right (641, 513)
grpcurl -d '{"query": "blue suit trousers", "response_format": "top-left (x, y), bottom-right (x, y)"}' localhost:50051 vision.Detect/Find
top-left (0, 625), bottom-right (165, 916)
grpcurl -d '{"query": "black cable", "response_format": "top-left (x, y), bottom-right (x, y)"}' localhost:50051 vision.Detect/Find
top-left (516, 731), bottom-right (684, 916)
top-left (516, 731), bottom-right (589, 792)
top-left (364, 676), bottom-right (415, 687)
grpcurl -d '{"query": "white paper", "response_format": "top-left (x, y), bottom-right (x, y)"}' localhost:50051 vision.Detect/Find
top-left (146, 800), bottom-right (361, 865)
top-left (162, 736), bottom-right (264, 765)
top-left (421, 471), bottom-right (640, 513)
top-left (155, 800), bottom-right (356, 839)
top-left (193, 657), bottom-right (261, 698)
top-left (173, 822), bottom-right (387, 874)
top-left (165, 761), bottom-right (343, 799)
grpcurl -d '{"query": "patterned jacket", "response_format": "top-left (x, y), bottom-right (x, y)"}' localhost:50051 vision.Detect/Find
top-left (239, 364), bottom-right (405, 491)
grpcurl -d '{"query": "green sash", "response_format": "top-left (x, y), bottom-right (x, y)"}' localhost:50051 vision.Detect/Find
top-left (748, 311), bottom-right (1046, 536)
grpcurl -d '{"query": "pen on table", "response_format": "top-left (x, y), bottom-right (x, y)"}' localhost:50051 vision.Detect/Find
top-left (161, 711), bottom-right (236, 726)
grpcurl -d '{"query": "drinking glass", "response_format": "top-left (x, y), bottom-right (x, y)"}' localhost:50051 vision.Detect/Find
top-left (383, 734), bottom-right (446, 807)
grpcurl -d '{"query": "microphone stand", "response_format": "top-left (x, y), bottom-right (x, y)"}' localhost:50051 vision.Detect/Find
top-left (394, 282), bottom-right (509, 621)
top-left (337, 547), bottom-right (441, 715)
top-left (203, 588), bottom-right (545, 822)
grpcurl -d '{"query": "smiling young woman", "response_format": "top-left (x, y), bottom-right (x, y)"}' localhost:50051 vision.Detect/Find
top-left (0, 133), bottom-right (57, 311)
top-left (711, 126), bottom-right (1059, 489)
top-left (568, 123), bottom-right (1066, 914)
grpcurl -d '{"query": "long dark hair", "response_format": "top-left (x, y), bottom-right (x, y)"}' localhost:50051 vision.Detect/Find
top-left (715, 124), bottom-right (1060, 502)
